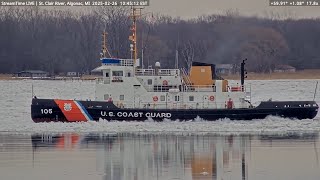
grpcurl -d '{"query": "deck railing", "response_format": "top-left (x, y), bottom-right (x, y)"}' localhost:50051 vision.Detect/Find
top-left (102, 59), bottom-right (134, 67)
top-left (182, 85), bottom-right (216, 92)
top-left (135, 69), bottom-right (180, 76)
top-left (113, 101), bottom-right (247, 110)
top-left (96, 77), bottom-right (111, 84)
top-left (120, 59), bottom-right (134, 66)
top-left (158, 69), bottom-right (180, 76)
top-left (135, 69), bottom-right (155, 76)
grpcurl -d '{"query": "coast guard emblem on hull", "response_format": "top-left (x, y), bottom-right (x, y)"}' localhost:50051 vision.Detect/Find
top-left (64, 103), bottom-right (72, 111)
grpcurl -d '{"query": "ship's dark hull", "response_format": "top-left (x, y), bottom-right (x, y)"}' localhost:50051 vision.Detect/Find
top-left (31, 98), bottom-right (319, 123)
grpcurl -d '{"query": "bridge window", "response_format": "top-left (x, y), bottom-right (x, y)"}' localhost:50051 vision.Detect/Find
top-left (105, 72), bottom-right (109, 77)
top-left (120, 95), bottom-right (124, 101)
top-left (112, 71), bottom-right (123, 76)
top-left (189, 96), bottom-right (194, 101)
top-left (175, 95), bottom-right (180, 102)
top-left (160, 95), bottom-right (165, 101)
top-left (147, 79), bottom-right (152, 85)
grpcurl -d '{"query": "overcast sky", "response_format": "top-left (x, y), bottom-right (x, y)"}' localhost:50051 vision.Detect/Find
top-left (144, 0), bottom-right (320, 19)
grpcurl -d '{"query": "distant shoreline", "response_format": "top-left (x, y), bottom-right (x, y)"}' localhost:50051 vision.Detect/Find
top-left (1, 70), bottom-right (320, 81)
top-left (223, 69), bottom-right (320, 80)
top-left (0, 74), bottom-right (98, 81)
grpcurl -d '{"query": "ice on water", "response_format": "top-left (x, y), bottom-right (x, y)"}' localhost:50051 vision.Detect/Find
top-left (0, 79), bottom-right (319, 134)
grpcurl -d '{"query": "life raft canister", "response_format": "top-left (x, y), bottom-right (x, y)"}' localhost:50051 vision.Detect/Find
top-left (163, 80), bottom-right (168, 86)
top-left (153, 96), bottom-right (158, 102)
top-left (209, 96), bottom-right (215, 101)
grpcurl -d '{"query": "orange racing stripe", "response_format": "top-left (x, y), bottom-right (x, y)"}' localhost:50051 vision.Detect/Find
top-left (54, 99), bottom-right (88, 122)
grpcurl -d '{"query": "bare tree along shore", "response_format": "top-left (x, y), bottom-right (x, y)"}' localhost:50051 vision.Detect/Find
top-left (0, 7), bottom-right (320, 75)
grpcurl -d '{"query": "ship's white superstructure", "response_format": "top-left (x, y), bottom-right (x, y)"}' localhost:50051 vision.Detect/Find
top-left (94, 58), bottom-right (251, 110)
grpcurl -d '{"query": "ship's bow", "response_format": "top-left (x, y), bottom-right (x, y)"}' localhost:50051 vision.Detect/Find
top-left (31, 98), bottom-right (67, 123)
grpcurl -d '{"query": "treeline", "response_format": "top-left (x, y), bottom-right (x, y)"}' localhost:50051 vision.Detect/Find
top-left (0, 7), bottom-right (320, 74)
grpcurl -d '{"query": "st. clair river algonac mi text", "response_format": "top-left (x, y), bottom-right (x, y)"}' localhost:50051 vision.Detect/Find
top-left (1, 1), bottom-right (86, 6)
top-left (1, 0), bottom-right (149, 6)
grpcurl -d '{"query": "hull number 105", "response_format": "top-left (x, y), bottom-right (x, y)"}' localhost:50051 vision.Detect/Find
top-left (41, 109), bottom-right (53, 114)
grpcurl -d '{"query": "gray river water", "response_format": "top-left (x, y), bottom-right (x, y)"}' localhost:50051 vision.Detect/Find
top-left (0, 79), bottom-right (320, 179)
top-left (1, 133), bottom-right (320, 180)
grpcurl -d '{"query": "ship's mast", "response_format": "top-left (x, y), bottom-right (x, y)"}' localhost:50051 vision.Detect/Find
top-left (129, 7), bottom-right (143, 68)
top-left (102, 31), bottom-right (112, 58)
